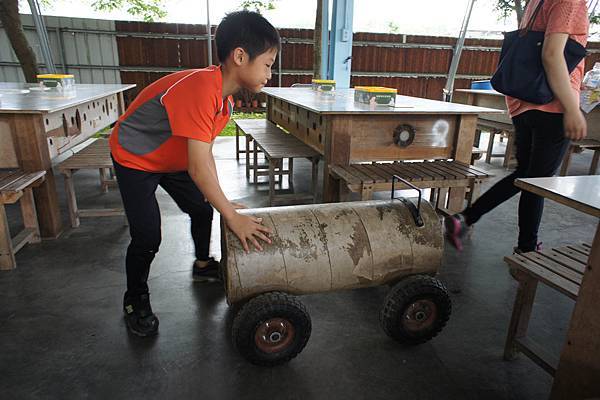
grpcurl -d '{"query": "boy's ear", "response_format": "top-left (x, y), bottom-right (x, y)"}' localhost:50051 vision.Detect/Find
top-left (232, 47), bottom-right (247, 66)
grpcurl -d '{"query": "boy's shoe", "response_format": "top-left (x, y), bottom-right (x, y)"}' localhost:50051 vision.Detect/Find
top-left (192, 258), bottom-right (221, 282)
top-left (444, 214), bottom-right (469, 251)
top-left (123, 293), bottom-right (159, 337)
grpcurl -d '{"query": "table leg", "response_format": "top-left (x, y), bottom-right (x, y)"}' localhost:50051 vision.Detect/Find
top-left (323, 118), bottom-right (351, 202)
top-left (448, 114), bottom-right (477, 213)
top-left (9, 114), bottom-right (62, 238)
top-left (551, 221), bottom-right (600, 399)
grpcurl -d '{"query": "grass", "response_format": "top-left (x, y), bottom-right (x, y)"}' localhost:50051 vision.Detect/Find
top-left (96, 112), bottom-right (264, 138)
top-left (220, 112), bottom-right (266, 136)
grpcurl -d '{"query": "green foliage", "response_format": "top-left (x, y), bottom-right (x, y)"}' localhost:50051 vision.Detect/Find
top-left (494, 0), bottom-right (599, 25)
top-left (387, 21), bottom-right (400, 34)
top-left (494, 0), bottom-right (518, 21)
top-left (220, 112), bottom-right (266, 136)
top-left (239, 0), bottom-right (276, 14)
top-left (91, 0), bottom-right (166, 21)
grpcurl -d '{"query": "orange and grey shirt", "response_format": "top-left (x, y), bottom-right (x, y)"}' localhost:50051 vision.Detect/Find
top-left (110, 66), bottom-right (233, 172)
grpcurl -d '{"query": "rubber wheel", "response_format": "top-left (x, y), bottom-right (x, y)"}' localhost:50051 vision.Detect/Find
top-left (380, 275), bottom-right (451, 345)
top-left (232, 292), bottom-right (311, 366)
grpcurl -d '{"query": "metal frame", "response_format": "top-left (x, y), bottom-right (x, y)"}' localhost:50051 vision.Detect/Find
top-left (328, 0), bottom-right (354, 88)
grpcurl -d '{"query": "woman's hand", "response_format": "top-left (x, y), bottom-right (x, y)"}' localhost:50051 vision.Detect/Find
top-left (563, 108), bottom-right (587, 141)
top-left (230, 201), bottom-right (248, 209)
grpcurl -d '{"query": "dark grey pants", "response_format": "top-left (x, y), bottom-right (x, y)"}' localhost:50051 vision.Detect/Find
top-left (112, 157), bottom-right (213, 296)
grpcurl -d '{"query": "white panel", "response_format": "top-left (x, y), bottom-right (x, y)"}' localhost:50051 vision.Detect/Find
top-left (1, 15), bottom-right (120, 84)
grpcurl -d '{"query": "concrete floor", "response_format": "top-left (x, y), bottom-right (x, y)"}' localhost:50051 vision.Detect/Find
top-left (0, 135), bottom-right (597, 400)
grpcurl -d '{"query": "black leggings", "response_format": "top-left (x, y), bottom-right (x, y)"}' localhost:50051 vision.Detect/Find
top-left (463, 110), bottom-right (570, 252)
top-left (112, 158), bottom-right (213, 296)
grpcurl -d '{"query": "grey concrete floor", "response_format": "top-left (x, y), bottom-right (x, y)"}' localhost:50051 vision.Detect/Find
top-left (0, 135), bottom-right (597, 400)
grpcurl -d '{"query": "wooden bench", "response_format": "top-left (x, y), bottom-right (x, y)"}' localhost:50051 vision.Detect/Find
top-left (58, 138), bottom-right (124, 227)
top-left (236, 119), bottom-right (320, 205)
top-left (0, 169), bottom-right (46, 270)
top-left (330, 160), bottom-right (491, 212)
top-left (559, 139), bottom-right (600, 176)
top-left (475, 119), bottom-right (516, 168)
top-left (471, 146), bottom-right (486, 165)
top-left (486, 129), bottom-right (516, 168)
top-left (503, 243), bottom-right (591, 375)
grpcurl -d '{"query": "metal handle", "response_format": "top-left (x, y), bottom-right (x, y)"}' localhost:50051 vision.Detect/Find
top-left (391, 175), bottom-right (424, 227)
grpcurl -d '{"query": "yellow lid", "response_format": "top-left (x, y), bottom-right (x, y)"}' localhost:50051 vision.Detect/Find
top-left (312, 79), bottom-right (336, 84)
top-left (355, 86), bottom-right (397, 94)
top-left (37, 74), bottom-right (74, 79)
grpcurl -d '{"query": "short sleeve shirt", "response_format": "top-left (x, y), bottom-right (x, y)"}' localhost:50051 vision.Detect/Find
top-left (110, 66), bottom-right (233, 172)
top-left (506, 0), bottom-right (589, 117)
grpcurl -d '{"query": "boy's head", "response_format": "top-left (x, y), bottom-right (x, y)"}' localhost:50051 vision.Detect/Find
top-left (215, 10), bottom-right (280, 93)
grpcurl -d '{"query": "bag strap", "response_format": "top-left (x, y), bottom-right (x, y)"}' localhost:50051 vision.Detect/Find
top-left (524, 0), bottom-right (545, 32)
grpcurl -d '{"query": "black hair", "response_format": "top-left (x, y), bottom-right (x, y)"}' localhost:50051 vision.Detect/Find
top-left (215, 10), bottom-right (280, 63)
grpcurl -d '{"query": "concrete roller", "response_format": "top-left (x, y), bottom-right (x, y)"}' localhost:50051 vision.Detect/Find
top-left (222, 199), bottom-right (443, 305)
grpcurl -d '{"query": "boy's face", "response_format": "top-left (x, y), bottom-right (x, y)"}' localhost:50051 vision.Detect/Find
top-left (236, 47), bottom-right (278, 93)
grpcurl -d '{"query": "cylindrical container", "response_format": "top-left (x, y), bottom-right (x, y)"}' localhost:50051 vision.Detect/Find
top-left (311, 79), bottom-right (336, 92)
top-left (353, 86), bottom-right (397, 106)
top-left (222, 199), bottom-right (443, 305)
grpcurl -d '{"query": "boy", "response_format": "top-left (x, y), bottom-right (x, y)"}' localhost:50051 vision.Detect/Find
top-left (445, 0), bottom-right (589, 253)
top-left (109, 10), bottom-right (279, 337)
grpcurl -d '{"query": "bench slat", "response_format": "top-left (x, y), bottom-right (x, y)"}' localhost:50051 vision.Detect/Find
top-left (398, 163), bottom-right (431, 181)
top-left (554, 246), bottom-right (589, 265)
top-left (0, 170), bottom-right (25, 189)
top-left (426, 162), bottom-right (470, 179)
top-left (408, 163), bottom-right (441, 181)
top-left (368, 163), bottom-right (396, 182)
top-left (520, 252), bottom-right (583, 286)
top-left (568, 244), bottom-right (591, 256)
top-left (330, 165), bottom-right (362, 185)
top-left (363, 164), bottom-right (392, 182)
top-left (504, 254), bottom-right (579, 300)
top-left (59, 139), bottom-right (113, 171)
top-left (339, 165), bottom-right (366, 185)
top-left (572, 138), bottom-right (600, 149)
top-left (391, 162), bottom-right (425, 181)
top-left (347, 165), bottom-right (377, 184)
top-left (420, 162), bottom-right (460, 179)
top-left (0, 171), bottom-right (45, 193)
top-left (539, 249), bottom-right (587, 274)
top-left (438, 160), bottom-right (490, 177)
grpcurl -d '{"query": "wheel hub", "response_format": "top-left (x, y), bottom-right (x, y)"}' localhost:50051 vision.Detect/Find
top-left (402, 299), bottom-right (437, 333)
top-left (255, 318), bottom-right (295, 353)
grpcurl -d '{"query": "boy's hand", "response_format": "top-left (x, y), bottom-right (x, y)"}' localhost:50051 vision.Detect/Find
top-left (225, 212), bottom-right (272, 253)
top-left (230, 201), bottom-right (247, 209)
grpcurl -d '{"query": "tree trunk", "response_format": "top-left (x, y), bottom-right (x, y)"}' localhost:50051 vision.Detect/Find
top-left (0, 0), bottom-right (39, 82)
top-left (313, 0), bottom-right (322, 79)
top-left (515, 0), bottom-right (525, 26)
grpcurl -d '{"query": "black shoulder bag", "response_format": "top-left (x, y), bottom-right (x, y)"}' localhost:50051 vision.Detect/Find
top-left (490, 0), bottom-right (587, 104)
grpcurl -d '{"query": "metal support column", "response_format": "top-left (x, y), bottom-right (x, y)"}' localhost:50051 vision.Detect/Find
top-left (443, 0), bottom-right (476, 102)
top-left (206, 0), bottom-right (212, 66)
top-left (327, 0), bottom-right (353, 88)
top-left (27, 0), bottom-right (56, 73)
top-left (320, 0), bottom-right (330, 79)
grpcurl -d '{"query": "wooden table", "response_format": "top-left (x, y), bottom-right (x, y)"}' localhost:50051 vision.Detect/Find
top-left (515, 176), bottom-right (600, 399)
top-left (0, 82), bottom-right (135, 238)
top-left (263, 87), bottom-right (501, 209)
top-left (454, 89), bottom-right (600, 161)
top-left (454, 89), bottom-right (600, 140)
